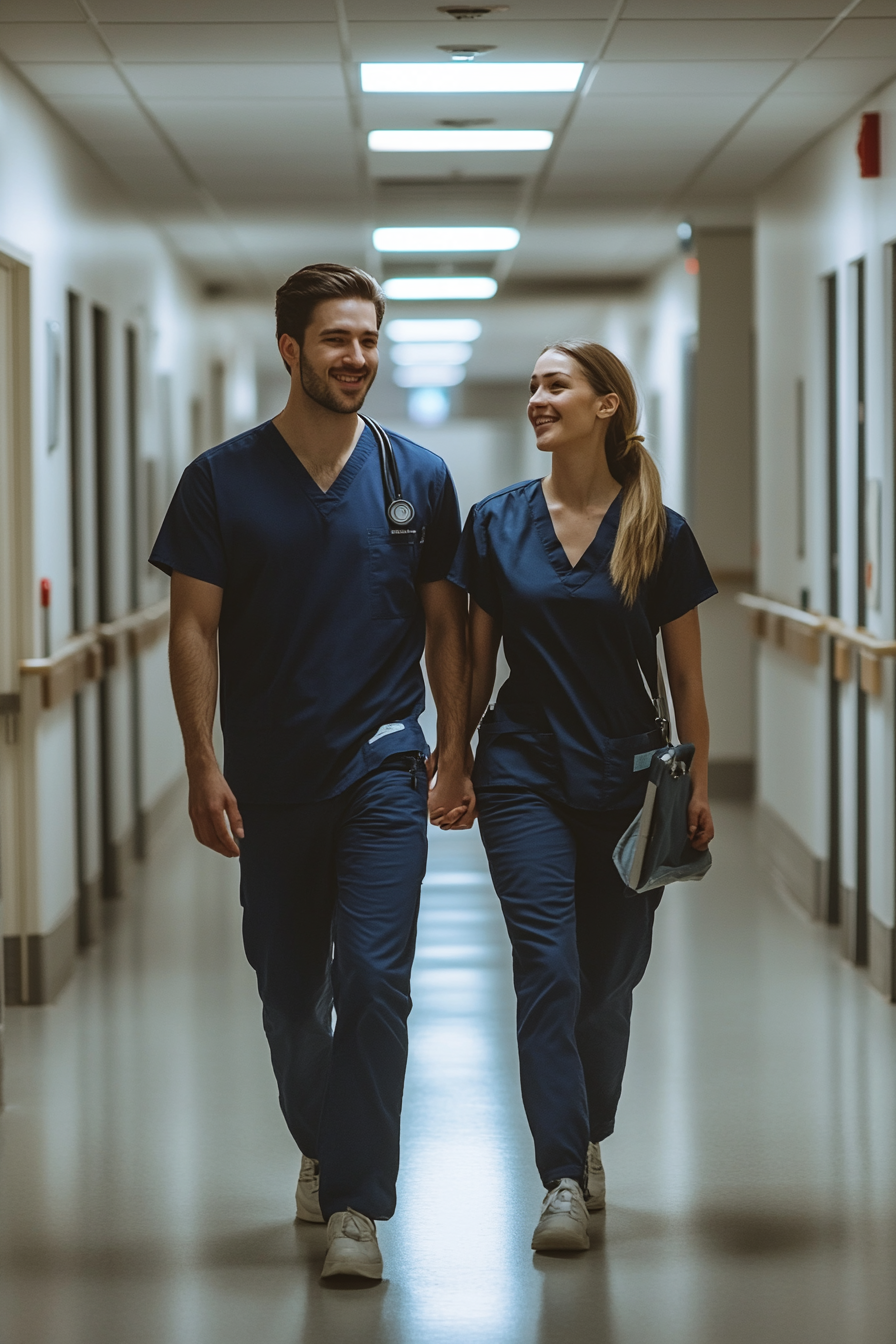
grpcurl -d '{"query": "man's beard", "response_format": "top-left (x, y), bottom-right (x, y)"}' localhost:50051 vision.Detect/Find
top-left (299, 350), bottom-right (372, 413)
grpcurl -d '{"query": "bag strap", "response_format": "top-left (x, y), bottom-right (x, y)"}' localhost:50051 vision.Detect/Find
top-left (637, 647), bottom-right (672, 747)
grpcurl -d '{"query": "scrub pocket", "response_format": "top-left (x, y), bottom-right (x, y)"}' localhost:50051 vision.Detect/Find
top-left (367, 530), bottom-right (419, 620)
top-left (474, 706), bottom-right (558, 792)
top-left (572, 726), bottom-right (667, 811)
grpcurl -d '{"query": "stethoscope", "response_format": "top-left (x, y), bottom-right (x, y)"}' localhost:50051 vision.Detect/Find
top-left (359, 415), bottom-right (417, 529)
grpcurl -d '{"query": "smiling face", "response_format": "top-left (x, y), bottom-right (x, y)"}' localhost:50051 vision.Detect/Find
top-left (279, 296), bottom-right (380, 414)
top-left (528, 349), bottom-right (619, 453)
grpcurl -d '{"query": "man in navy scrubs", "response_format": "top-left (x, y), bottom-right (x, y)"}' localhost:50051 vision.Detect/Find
top-left (150, 263), bottom-right (472, 1282)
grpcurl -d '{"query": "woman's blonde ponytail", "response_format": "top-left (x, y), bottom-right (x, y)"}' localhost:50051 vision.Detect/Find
top-left (542, 341), bottom-right (666, 605)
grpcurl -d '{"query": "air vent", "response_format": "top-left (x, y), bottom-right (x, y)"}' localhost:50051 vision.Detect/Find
top-left (436, 117), bottom-right (495, 127)
top-left (437, 5), bottom-right (509, 18)
top-left (437, 45), bottom-right (497, 55)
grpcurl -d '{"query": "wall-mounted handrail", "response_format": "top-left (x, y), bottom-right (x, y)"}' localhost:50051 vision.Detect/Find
top-left (19, 599), bottom-right (170, 708)
top-left (738, 592), bottom-right (896, 693)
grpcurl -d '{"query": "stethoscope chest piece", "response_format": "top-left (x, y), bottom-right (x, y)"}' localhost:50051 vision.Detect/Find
top-left (387, 497), bottom-right (416, 527)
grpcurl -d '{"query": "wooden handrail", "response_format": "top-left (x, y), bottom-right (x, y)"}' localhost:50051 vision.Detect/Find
top-left (739, 592), bottom-right (896, 692)
top-left (825, 617), bottom-right (896, 656)
top-left (19, 599), bottom-right (170, 708)
top-left (736, 592), bottom-right (827, 630)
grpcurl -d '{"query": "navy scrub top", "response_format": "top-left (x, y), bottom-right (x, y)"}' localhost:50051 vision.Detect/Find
top-left (448, 479), bottom-right (718, 812)
top-left (150, 420), bottom-right (461, 805)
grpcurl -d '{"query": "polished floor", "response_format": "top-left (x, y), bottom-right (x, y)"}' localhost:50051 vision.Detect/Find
top-left (2, 802), bottom-right (896, 1344)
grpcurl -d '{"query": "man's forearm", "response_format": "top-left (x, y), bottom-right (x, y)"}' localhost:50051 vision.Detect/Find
top-left (426, 627), bottom-right (470, 770)
top-left (170, 619), bottom-right (220, 771)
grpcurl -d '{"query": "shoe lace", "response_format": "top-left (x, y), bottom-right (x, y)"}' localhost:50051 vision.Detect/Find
top-left (341, 1209), bottom-right (373, 1242)
top-left (543, 1180), bottom-right (582, 1216)
top-left (301, 1156), bottom-right (320, 1192)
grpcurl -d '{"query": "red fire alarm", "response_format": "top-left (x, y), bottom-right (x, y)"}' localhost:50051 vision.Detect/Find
top-left (857, 112), bottom-right (880, 178)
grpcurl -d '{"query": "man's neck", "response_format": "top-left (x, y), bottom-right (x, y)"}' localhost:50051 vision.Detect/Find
top-left (273, 392), bottom-right (365, 494)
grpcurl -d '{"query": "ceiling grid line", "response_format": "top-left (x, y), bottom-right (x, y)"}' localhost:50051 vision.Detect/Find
top-left (333, 0), bottom-right (379, 280)
top-left (494, 0), bottom-right (630, 287)
top-left (74, 0), bottom-right (265, 287)
top-left (667, 0), bottom-right (868, 205)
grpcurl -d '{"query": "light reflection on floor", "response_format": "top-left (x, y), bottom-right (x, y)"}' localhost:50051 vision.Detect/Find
top-left (1, 805), bottom-right (896, 1343)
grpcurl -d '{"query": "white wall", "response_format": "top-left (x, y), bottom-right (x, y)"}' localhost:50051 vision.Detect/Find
top-left (0, 60), bottom-right (200, 941)
top-left (755, 80), bottom-right (896, 930)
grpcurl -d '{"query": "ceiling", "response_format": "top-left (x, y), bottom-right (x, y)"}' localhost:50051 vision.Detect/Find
top-left (1, 1), bottom-right (894, 341)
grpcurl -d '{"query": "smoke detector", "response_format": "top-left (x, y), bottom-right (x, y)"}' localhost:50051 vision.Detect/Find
top-left (437, 6), bottom-right (510, 18)
top-left (438, 43), bottom-right (497, 59)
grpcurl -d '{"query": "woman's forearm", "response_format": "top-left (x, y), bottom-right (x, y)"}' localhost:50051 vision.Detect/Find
top-left (467, 601), bottom-right (501, 739)
top-left (670, 682), bottom-right (710, 796)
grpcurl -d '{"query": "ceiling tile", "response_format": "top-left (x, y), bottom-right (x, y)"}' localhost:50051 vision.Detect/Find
top-left (625, 2), bottom-right (841, 15)
top-left (145, 98), bottom-right (354, 150)
top-left (855, 1), bottom-right (896, 12)
top-left (0, 1), bottom-right (81, 15)
top-left (347, 19), bottom-right (606, 61)
top-left (16, 63), bottom-right (123, 97)
top-left (587, 59), bottom-right (789, 94)
top-left (572, 91), bottom-right (759, 130)
top-left (0, 22), bottom-right (105, 61)
top-left (812, 16), bottom-right (896, 55)
top-left (124, 63), bottom-right (345, 99)
top-left (606, 18), bottom-right (831, 60)
top-left (91, 1), bottom-right (335, 18)
top-left (782, 55), bottom-right (896, 92)
top-left (103, 23), bottom-right (340, 63)
top-left (369, 149), bottom-right (550, 180)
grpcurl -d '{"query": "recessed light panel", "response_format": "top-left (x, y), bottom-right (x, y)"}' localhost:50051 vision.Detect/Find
top-left (391, 343), bottom-right (473, 367)
top-left (383, 277), bottom-right (498, 301)
top-left (369, 129), bottom-right (552, 153)
top-left (374, 227), bottom-right (519, 253)
top-left (386, 319), bottom-right (482, 342)
top-left (361, 63), bottom-right (582, 94)
top-left (393, 365), bottom-right (467, 388)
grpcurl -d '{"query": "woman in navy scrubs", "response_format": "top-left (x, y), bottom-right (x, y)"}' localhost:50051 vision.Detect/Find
top-left (445, 340), bottom-right (717, 1253)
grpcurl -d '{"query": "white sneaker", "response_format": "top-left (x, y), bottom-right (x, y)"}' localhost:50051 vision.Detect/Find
top-left (531, 1177), bottom-right (590, 1252)
top-left (295, 1154), bottom-right (324, 1224)
top-left (321, 1209), bottom-right (384, 1280)
top-left (585, 1141), bottom-right (606, 1212)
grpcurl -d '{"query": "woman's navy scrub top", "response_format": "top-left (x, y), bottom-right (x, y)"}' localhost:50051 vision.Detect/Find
top-left (448, 480), bottom-right (718, 813)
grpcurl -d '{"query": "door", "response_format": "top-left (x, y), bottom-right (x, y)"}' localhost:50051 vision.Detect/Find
top-left (825, 274), bottom-right (841, 925)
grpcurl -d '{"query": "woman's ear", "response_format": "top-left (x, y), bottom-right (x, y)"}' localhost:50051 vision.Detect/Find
top-left (595, 391), bottom-right (620, 420)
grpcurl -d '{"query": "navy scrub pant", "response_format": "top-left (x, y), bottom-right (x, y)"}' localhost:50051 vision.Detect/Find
top-left (477, 788), bottom-right (660, 1189)
top-left (237, 754), bottom-right (428, 1222)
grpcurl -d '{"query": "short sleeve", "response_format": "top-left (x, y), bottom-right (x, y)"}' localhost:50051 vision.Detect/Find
top-left (447, 506), bottom-right (502, 619)
top-left (149, 456), bottom-right (227, 587)
top-left (647, 516), bottom-right (718, 628)
top-left (416, 463), bottom-right (462, 584)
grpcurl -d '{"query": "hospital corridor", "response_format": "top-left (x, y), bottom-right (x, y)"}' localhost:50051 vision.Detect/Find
top-left (1, 2), bottom-right (896, 1341)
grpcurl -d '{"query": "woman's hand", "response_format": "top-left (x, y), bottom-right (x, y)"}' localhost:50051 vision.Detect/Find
top-left (687, 791), bottom-right (714, 851)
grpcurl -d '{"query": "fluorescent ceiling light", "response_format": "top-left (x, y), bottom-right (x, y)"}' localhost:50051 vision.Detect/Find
top-left (383, 277), bottom-right (497, 301)
top-left (387, 318), bottom-right (482, 342)
top-left (408, 387), bottom-right (450, 427)
top-left (370, 129), bottom-right (552, 153)
top-left (361, 63), bottom-right (583, 94)
top-left (374, 226), bottom-right (519, 253)
top-left (391, 342), bottom-right (473, 367)
top-left (394, 365), bottom-right (467, 388)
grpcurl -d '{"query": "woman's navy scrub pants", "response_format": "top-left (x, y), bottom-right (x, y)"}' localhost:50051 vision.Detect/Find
top-left (237, 754), bottom-right (428, 1222)
top-left (477, 788), bottom-right (661, 1189)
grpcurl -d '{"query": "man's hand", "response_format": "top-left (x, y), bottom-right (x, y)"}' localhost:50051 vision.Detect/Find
top-left (188, 761), bottom-right (244, 857)
top-left (428, 758), bottom-right (476, 830)
top-left (687, 791), bottom-right (714, 852)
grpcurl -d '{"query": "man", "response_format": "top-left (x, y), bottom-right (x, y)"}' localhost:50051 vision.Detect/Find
top-left (150, 263), bottom-right (473, 1282)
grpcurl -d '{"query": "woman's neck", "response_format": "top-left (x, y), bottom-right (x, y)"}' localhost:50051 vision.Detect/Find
top-left (543, 436), bottom-right (620, 512)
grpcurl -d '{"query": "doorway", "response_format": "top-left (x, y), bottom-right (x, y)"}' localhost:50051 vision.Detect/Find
top-left (825, 274), bottom-right (841, 926)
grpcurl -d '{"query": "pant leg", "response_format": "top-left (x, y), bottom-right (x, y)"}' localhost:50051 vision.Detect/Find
top-left (317, 760), bottom-right (429, 1222)
top-left (477, 788), bottom-right (589, 1188)
top-left (571, 807), bottom-right (660, 1143)
top-left (238, 800), bottom-right (339, 1161)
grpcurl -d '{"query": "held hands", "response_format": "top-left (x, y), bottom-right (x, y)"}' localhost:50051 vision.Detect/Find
top-left (427, 745), bottom-right (476, 830)
top-left (687, 790), bottom-right (714, 852)
top-left (187, 759), bottom-right (244, 857)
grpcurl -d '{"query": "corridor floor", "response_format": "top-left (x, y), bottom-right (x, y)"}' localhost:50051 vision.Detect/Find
top-left (1, 802), bottom-right (895, 1344)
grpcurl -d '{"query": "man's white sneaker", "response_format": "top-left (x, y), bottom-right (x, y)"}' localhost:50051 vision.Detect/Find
top-left (531, 1178), bottom-right (590, 1252)
top-left (321, 1209), bottom-right (384, 1280)
top-left (295, 1154), bottom-right (324, 1224)
top-left (585, 1141), bottom-right (606, 1212)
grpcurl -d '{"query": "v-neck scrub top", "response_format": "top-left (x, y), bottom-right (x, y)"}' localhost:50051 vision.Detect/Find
top-left (448, 480), bottom-right (717, 812)
top-left (150, 420), bottom-right (461, 805)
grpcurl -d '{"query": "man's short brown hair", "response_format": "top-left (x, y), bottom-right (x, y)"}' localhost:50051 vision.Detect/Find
top-left (275, 263), bottom-right (385, 345)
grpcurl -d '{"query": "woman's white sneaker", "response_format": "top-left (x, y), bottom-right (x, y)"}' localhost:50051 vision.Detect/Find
top-left (585, 1141), bottom-right (606, 1211)
top-left (321, 1209), bottom-right (384, 1280)
top-left (295, 1154), bottom-right (324, 1223)
top-left (531, 1178), bottom-right (590, 1252)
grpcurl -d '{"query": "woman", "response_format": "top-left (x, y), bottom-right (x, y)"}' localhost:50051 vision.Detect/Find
top-left (444, 341), bottom-right (716, 1252)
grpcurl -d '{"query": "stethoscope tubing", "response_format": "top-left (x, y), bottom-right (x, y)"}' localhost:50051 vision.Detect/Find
top-left (359, 414), bottom-right (416, 528)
